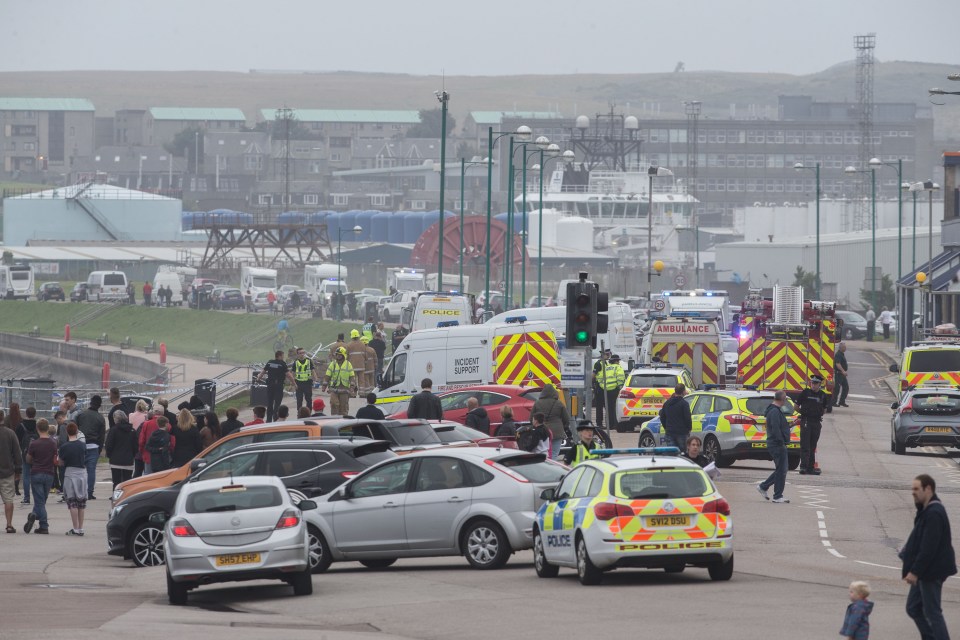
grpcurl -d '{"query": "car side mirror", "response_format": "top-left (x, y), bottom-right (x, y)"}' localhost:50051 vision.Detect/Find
top-left (297, 499), bottom-right (318, 511)
top-left (539, 487), bottom-right (556, 501)
top-left (189, 458), bottom-right (206, 472)
top-left (888, 364), bottom-right (899, 373)
top-left (337, 485), bottom-right (350, 500)
top-left (890, 401), bottom-right (899, 410)
top-left (148, 512), bottom-right (168, 525)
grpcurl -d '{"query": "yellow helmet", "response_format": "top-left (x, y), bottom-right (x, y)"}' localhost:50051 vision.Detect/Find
top-left (337, 347), bottom-right (347, 356)
top-left (361, 336), bottom-right (370, 344)
top-left (350, 329), bottom-right (360, 338)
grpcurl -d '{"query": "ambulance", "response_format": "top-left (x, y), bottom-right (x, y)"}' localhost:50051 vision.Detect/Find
top-left (375, 317), bottom-right (561, 413)
top-left (639, 309), bottom-right (726, 388)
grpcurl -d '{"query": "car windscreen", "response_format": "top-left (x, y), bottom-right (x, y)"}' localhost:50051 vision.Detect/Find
top-left (494, 455), bottom-right (567, 483)
top-left (909, 350), bottom-right (960, 373)
top-left (612, 469), bottom-right (708, 500)
top-left (744, 397), bottom-right (795, 416)
top-left (252, 276), bottom-right (275, 288)
top-left (185, 485), bottom-right (282, 513)
top-left (913, 393), bottom-right (960, 409)
top-left (103, 274), bottom-right (125, 286)
top-left (628, 374), bottom-right (678, 388)
top-left (385, 423), bottom-right (441, 446)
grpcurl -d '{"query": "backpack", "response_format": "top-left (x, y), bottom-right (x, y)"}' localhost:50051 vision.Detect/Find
top-left (516, 424), bottom-right (547, 452)
top-left (145, 428), bottom-right (172, 472)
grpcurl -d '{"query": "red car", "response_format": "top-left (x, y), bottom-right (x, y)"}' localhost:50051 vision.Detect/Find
top-left (429, 421), bottom-right (518, 449)
top-left (388, 385), bottom-right (543, 434)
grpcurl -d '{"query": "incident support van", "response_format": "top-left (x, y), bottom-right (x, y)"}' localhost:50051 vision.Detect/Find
top-left (375, 318), bottom-right (561, 413)
top-left (0, 264), bottom-right (34, 300)
top-left (240, 265), bottom-right (278, 297)
top-left (639, 311), bottom-right (726, 387)
top-left (86, 271), bottom-right (128, 302)
top-left (401, 292), bottom-right (475, 332)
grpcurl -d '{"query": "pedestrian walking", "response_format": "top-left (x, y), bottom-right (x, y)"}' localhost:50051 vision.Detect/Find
top-left (839, 581), bottom-right (873, 640)
top-left (75, 395), bottom-right (105, 500)
top-left (356, 393), bottom-right (385, 420)
top-left (322, 348), bottom-right (357, 416)
top-left (531, 383), bottom-right (571, 458)
top-left (407, 378), bottom-right (443, 420)
top-left (797, 375), bottom-right (828, 475)
top-left (58, 422), bottom-right (87, 536)
top-left (757, 390), bottom-right (791, 504)
top-left (879, 306), bottom-right (894, 341)
top-left (4, 403), bottom-right (25, 497)
top-left (23, 419), bottom-right (57, 534)
top-left (292, 346), bottom-right (318, 412)
top-left (899, 474), bottom-right (956, 639)
top-left (104, 410), bottom-right (137, 489)
top-left (865, 306), bottom-right (876, 342)
top-left (256, 350), bottom-right (294, 422)
top-left (346, 330), bottom-right (367, 389)
top-left (18, 406), bottom-right (38, 504)
top-left (0, 421), bottom-right (22, 533)
top-left (659, 384), bottom-right (693, 452)
top-left (171, 409), bottom-right (203, 469)
top-left (362, 338), bottom-right (377, 393)
top-left (834, 343), bottom-right (850, 407)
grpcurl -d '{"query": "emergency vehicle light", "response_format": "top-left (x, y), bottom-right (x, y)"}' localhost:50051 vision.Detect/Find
top-left (504, 315), bottom-right (527, 323)
top-left (592, 447), bottom-right (681, 457)
top-left (437, 321), bottom-right (460, 327)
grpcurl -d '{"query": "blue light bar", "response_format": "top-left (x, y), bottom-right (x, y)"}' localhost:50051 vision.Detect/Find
top-left (592, 447), bottom-right (681, 456)
top-left (505, 315), bottom-right (528, 323)
top-left (437, 320), bottom-right (460, 328)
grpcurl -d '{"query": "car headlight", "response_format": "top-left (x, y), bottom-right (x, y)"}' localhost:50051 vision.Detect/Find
top-left (109, 503), bottom-right (127, 520)
top-left (112, 487), bottom-right (124, 502)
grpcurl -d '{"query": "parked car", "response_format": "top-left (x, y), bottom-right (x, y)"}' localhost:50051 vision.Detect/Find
top-left (302, 448), bottom-right (568, 572)
top-left (215, 287), bottom-right (245, 310)
top-left (161, 475), bottom-right (313, 605)
top-left (107, 438), bottom-right (396, 568)
top-left (69, 282), bottom-right (89, 302)
top-left (388, 385), bottom-right (543, 434)
top-left (249, 290), bottom-right (272, 311)
top-left (890, 387), bottom-right (960, 455)
top-left (430, 421), bottom-right (519, 449)
top-left (37, 282), bottom-right (65, 301)
top-left (835, 310), bottom-right (868, 340)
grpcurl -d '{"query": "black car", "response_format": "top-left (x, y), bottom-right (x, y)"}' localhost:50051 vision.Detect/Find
top-left (216, 287), bottom-right (245, 310)
top-left (69, 282), bottom-right (89, 302)
top-left (314, 418), bottom-right (446, 449)
top-left (37, 282), bottom-right (65, 301)
top-left (106, 438), bottom-right (396, 569)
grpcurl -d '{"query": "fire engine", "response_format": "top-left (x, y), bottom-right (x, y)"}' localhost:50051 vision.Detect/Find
top-left (736, 285), bottom-right (837, 397)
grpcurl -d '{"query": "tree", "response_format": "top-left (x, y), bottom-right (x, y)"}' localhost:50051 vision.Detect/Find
top-left (792, 266), bottom-right (818, 292)
top-left (164, 126), bottom-right (204, 174)
top-left (405, 108), bottom-right (456, 139)
top-left (1, 250), bottom-right (12, 266)
top-left (455, 142), bottom-right (478, 162)
top-left (859, 274), bottom-right (895, 311)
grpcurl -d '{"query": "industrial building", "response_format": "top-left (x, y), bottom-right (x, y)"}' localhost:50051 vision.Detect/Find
top-left (0, 98), bottom-right (96, 177)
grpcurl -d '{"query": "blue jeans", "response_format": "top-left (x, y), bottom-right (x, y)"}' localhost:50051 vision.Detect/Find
top-left (907, 578), bottom-right (949, 640)
top-left (759, 444), bottom-right (788, 499)
top-left (84, 448), bottom-right (99, 498)
top-left (30, 473), bottom-right (54, 530)
top-left (662, 431), bottom-right (688, 453)
top-left (550, 437), bottom-right (563, 460)
top-left (21, 462), bottom-right (31, 501)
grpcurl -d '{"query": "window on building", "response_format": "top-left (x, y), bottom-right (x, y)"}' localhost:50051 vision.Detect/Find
top-left (411, 200), bottom-right (426, 210)
top-left (330, 137), bottom-right (351, 148)
top-left (329, 153), bottom-right (342, 162)
top-left (332, 194), bottom-right (349, 206)
top-left (304, 194), bottom-right (318, 205)
top-left (258, 194), bottom-right (272, 205)
top-left (309, 161), bottom-right (322, 174)
top-left (728, 130), bottom-right (745, 144)
top-left (370, 194), bottom-right (387, 206)
top-left (244, 155), bottom-right (263, 170)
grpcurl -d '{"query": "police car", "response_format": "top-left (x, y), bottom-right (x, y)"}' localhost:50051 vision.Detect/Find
top-left (533, 448), bottom-right (733, 585)
top-left (614, 363), bottom-right (695, 433)
top-left (636, 388), bottom-right (801, 469)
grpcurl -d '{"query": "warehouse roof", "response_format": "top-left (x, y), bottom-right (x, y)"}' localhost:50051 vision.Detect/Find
top-left (469, 111), bottom-right (563, 125)
top-left (260, 109), bottom-right (420, 124)
top-left (0, 98), bottom-right (95, 112)
top-left (149, 107), bottom-right (246, 121)
top-left (6, 183), bottom-right (177, 201)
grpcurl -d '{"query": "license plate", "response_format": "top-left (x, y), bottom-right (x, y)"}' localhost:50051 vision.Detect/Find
top-left (924, 427), bottom-right (952, 433)
top-left (647, 515), bottom-right (690, 527)
top-left (216, 552), bottom-right (261, 566)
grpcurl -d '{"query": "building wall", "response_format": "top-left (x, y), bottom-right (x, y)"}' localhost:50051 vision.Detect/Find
top-left (0, 109), bottom-right (95, 177)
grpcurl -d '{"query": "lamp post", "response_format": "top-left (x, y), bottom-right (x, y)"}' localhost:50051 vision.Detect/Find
top-left (845, 165), bottom-right (878, 309)
top-left (516, 135), bottom-right (551, 307)
top-left (647, 166), bottom-right (674, 299)
top-left (502, 126), bottom-right (533, 310)
top-left (336, 225), bottom-right (362, 321)
top-left (904, 182), bottom-right (919, 270)
top-left (435, 91), bottom-right (449, 292)
top-left (533, 147), bottom-right (574, 304)
top-left (793, 162), bottom-right (821, 298)
top-left (459, 157), bottom-right (489, 293)
top-left (869, 157), bottom-right (904, 283)
top-left (922, 180), bottom-right (941, 327)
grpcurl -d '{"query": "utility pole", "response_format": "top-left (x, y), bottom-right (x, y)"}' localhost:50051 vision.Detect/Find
top-left (276, 107), bottom-right (293, 210)
top-left (435, 90), bottom-right (449, 292)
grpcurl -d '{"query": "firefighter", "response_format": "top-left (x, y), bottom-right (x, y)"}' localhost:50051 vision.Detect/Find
top-left (601, 354), bottom-right (626, 431)
top-left (345, 329), bottom-right (367, 392)
top-left (797, 374), bottom-right (828, 475)
top-left (322, 348), bottom-right (357, 416)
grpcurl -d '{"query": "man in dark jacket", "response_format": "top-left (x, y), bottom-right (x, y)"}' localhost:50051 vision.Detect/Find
top-left (407, 378), bottom-right (443, 420)
top-left (75, 395), bottom-right (106, 500)
top-left (532, 383), bottom-right (571, 458)
top-left (464, 397), bottom-right (490, 435)
top-left (900, 473), bottom-right (956, 639)
top-left (659, 384), bottom-right (693, 452)
top-left (356, 393), bottom-right (386, 420)
top-left (757, 391), bottom-right (791, 503)
top-left (220, 408), bottom-right (244, 439)
top-left (796, 375), bottom-right (828, 475)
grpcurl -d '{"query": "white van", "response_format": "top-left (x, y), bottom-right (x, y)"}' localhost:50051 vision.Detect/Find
top-left (152, 271), bottom-right (184, 306)
top-left (86, 271), bottom-right (128, 302)
top-left (0, 264), bottom-right (34, 300)
top-left (305, 264), bottom-right (345, 301)
top-left (240, 266), bottom-right (278, 297)
top-left (401, 292), bottom-right (474, 332)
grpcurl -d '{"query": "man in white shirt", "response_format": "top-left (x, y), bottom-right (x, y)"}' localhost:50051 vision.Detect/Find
top-left (865, 305), bottom-right (876, 342)
top-left (879, 306), bottom-right (894, 341)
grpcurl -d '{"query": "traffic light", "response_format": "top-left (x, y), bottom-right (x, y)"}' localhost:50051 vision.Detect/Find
top-left (566, 281), bottom-right (594, 347)
top-left (594, 285), bottom-right (609, 349)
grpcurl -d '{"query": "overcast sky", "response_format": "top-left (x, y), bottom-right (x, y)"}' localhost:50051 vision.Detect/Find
top-left (1, 0), bottom-right (956, 76)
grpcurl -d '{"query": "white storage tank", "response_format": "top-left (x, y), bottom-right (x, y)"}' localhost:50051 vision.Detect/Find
top-left (555, 216), bottom-right (594, 254)
top-left (526, 208), bottom-right (561, 249)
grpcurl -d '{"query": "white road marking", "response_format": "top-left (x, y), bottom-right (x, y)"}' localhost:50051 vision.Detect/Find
top-left (816, 510), bottom-right (824, 519)
top-left (822, 540), bottom-right (832, 547)
top-left (847, 393), bottom-right (877, 400)
top-left (818, 521), bottom-right (827, 529)
top-left (855, 560), bottom-right (899, 571)
top-left (819, 529), bottom-right (828, 538)
top-left (828, 548), bottom-right (846, 558)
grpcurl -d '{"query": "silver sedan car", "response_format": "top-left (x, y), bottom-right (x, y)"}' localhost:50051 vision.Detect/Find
top-left (161, 475), bottom-right (314, 605)
top-left (302, 448), bottom-right (567, 571)
top-left (891, 387), bottom-right (960, 454)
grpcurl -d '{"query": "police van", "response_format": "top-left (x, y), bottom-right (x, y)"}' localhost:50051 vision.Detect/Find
top-left (375, 317), bottom-right (561, 413)
top-left (401, 292), bottom-right (475, 332)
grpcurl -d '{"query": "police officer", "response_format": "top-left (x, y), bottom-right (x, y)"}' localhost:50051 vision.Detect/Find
top-left (833, 342), bottom-right (850, 408)
top-left (322, 347), bottom-right (357, 416)
top-left (256, 350), bottom-right (295, 422)
top-left (797, 374), bottom-right (828, 475)
top-left (563, 420), bottom-right (601, 467)
top-left (361, 316), bottom-right (376, 342)
top-left (292, 346), bottom-right (318, 412)
top-left (593, 349), bottom-right (612, 428)
top-left (601, 354), bottom-right (626, 431)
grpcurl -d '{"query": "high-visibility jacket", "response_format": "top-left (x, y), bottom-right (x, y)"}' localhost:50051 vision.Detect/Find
top-left (324, 360), bottom-right (355, 388)
top-left (294, 358), bottom-right (314, 382)
top-left (601, 363), bottom-right (625, 391)
top-left (571, 441), bottom-right (600, 466)
top-left (362, 322), bottom-right (375, 341)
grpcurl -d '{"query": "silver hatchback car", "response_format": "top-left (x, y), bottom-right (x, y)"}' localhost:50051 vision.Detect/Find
top-left (161, 476), bottom-right (313, 605)
top-left (302, 448), bottom-right (568, 571)
top-left (891, 387), bottom-right (960, 454)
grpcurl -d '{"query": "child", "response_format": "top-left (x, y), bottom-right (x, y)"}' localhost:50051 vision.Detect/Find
top-left (840, 580), bottom-right (873, 640)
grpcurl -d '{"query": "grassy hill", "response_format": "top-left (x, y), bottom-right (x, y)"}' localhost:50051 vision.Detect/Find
top-left (0, 62), bottom-right (956, 138)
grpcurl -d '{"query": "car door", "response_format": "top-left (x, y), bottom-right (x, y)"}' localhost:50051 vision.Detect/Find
top-left (332, 459), bottom-right (414, 554)
top-left (690, 394), bottom-right (714, 436)
top-left (403, 457), bottom-right (474, 551)
top-left (260, 450), bottom-right (330, 498)
top-left (439, 392), bottom-right (474, 424)
top-left (542, 467), bottom-right (586, 565)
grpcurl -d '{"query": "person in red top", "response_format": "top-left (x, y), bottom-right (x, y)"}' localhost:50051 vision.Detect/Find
top-left (267, 290), bottom-right (277, 313)
top-left (139, 413), bottom-right (175, 474)
top-left (244, 406), bottom-right (266, 426)
top-left (143, 281), bottom-right (153, 307)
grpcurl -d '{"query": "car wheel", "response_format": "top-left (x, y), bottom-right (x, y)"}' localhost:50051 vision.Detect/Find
top-left (708, 553), bottom-right (734, 581)
top-left (291, 566), bottom-right (313, 596)
top-left (787, 455), bottom-right (801, 470)
top-left (575, 535), bottom-right (602, 585)
top-left (638, 431), bottom-right (656, 449)
top-left (306, 525), bottom-right (333, 573)
top-left (130, 521), bottom-right (166, 567)
top-left (893, 437), bottom-right (906, 455)
top-left (533, 529), bottom-right (559, 578)
top-left (359, 558), bottom-right (397, 569)
top-left (461, 519), bottom-right (511, 570)
top-left (702, 435), bottom-right (732, 467)
top-left (664, 564), bottom-right (685, 573)
top-left (381, 309), bottom-right (392, 322)
top-left (166, 571), bottom-right (188, 605)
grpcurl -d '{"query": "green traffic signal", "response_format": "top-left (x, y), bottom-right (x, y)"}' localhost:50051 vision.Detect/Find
top-left (574, 330), bottom-right (589, 344)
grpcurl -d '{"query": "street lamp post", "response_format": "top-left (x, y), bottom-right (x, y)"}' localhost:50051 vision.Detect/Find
top-left (845, 165), bottom-right (879, 309)
top-left (904, 182), bottom-right (919, 270)
top-left (435, 91), bottom-right (449, 292)
top-left (793, 162), bottom-right (821, 298)
top-left (647, 166), bottom-right (674, 299)
top-left (459, 157), bottom-right (489, 293)
top-left (336, 225), bottom-right (363, 321)
top-left (517, 135), bottom-right (551, 308)
top-left (870, 157), bottom-right (904, 283)
top-left (533, 147), bottom-right (573, 304)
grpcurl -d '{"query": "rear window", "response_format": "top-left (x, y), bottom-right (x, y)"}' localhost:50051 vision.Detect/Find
top-left (385, 423), bottom-right (441, 446)
top-left (494, 456), bottom-right (567, 483)
top-left (744, 397), bottom-right (795, 416)
top-left (628, 374), bottom-right (678, 388)
top-left (434, 425), bottom-right (486, 443)
top-left (612, 469), bottom-right (708, 500)
top-left (11, 271), bottom-right (29, 280)
top-left (185, 485), bottom-right (282, 513)
top-left (909, 351), bottom-right (960, 373)
top-left (103, 274), bottom-right (125, 286)
top-left (913, 394), bottom-right (960, 409)
top-left (352, 449), bottom-right (396, 466)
